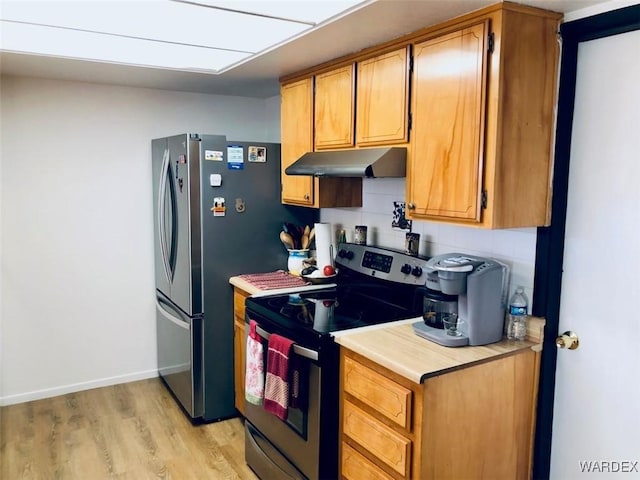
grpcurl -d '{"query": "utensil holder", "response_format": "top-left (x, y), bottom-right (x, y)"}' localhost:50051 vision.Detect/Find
top-left (287, 249), bottom-right (309, 276)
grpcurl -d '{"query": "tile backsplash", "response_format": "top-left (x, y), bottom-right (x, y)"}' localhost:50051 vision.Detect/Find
top-left (319, 178), bottom-right (537, 312)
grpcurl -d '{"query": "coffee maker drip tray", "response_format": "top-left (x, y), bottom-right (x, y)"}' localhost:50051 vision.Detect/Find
top-left (412, 321), bottom-right (469, 347)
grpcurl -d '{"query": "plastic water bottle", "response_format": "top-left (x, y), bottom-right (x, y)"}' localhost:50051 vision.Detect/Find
top-left (506, 286), bottom-right (528, 341)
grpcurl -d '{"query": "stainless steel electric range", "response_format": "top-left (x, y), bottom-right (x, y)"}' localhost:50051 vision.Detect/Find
top-left (243, 243), bottom-right (430, 480)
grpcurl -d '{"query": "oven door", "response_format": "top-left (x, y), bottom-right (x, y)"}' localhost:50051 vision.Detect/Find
top-left (244, 312), bottom-right (333, 480)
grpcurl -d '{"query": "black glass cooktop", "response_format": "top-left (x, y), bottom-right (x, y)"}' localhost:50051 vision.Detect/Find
top-left (245, 282), bottom-right (423, 349)
top-left (245, 243), bottom-right (433, 350)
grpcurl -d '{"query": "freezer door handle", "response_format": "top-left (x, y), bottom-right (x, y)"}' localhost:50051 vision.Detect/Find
top-left (156, 298), bottom-right (189, 330)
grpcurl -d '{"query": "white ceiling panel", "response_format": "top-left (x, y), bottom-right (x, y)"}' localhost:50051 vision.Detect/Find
top-left (1, 0), bottom-right (312, 51)
top-left (191, 0), bottom-right (367, 24)
top-left (0, 0), bottom-right (322, 71)
top-left (1, 21), bottom-right (251, 71)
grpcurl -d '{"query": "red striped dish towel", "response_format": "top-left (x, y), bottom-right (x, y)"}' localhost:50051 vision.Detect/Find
top-left (263, 333), bottom-right (295, 420)
top-left (244, 320), bottom-right (264, 405)
top-left (238, 271), bottom-right (309, 290)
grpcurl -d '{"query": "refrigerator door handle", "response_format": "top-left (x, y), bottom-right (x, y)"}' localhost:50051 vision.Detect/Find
top-left (156, 297), bottom-right (190, 330)
top-left (157, 148), bottom-right (173, 283)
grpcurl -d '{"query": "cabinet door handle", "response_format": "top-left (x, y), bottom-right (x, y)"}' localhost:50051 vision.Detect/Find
top-left (407, 202), bottom-right (416, 210)
top-left (556, 331), bottom-right (580, 350)
top-left (304, 194), bottom-right (310, 200)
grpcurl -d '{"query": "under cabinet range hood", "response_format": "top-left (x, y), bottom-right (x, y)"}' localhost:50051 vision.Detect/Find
top-left (285, 147), bottom-right (406, 178)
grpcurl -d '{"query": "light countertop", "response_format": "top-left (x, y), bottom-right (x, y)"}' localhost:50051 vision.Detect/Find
top-left (335, 317), bottom-right (544, 384)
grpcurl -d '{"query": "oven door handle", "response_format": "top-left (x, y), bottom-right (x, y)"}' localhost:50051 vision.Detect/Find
top-left (255, 325), bottom-right (319, 362)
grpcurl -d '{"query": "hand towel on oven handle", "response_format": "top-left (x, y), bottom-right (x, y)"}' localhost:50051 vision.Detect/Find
top-left (245, 320), bottom-right (264, 405)
top-left (263, 333), bottom-right (295, 420)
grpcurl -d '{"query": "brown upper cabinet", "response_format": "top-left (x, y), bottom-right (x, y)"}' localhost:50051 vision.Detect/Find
top-left (313, 48), bottom-right (411, 151)
top-left (408, 6), bottom-right (561, 228)
top-left (281, 78), bottom-right (315, 206)
top-left (408, 22), bottom-right (489, 223)
top-left (356, 46), bottom-right (411, 146)
top-left (314, 65), bottom-right (356, 150)
top-left (281, 77), bottom-right (362, 208)
top-left (280, 3), bottom-right (561, 225)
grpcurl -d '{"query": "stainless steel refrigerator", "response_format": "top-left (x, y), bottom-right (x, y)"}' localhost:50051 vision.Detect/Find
top-left (151, 133), bottom-right (316, 422)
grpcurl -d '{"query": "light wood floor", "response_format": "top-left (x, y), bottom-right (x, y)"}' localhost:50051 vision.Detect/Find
top-left (1, 378), bottom-right (259, 479)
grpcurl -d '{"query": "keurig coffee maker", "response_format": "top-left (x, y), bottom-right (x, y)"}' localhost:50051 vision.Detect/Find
top-left (413, 254), bottom-right (508, 347)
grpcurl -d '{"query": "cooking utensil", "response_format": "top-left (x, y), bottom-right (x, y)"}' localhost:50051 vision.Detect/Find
top-left (308, 228), bottom-right (315, 247)
top-left (301, 234), bottom-right (310, 249)
top-left (280, 231), bottom-right (294, 250)
top-left (286, 222), bottom-right (300, 248)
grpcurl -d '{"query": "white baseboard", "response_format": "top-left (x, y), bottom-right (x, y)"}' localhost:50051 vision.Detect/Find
top-left (0, 369), bottom-right (159, 406)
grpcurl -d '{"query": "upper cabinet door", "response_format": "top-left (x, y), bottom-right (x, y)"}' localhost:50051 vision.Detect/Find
top-left (314, 65), bottom-right (355, 150)
top-left (356, 47), bottom-right (410, 146)
top-left (408, 22), bottom-right (488, 222)
top-left (281, 78), bottom-right (315, 206)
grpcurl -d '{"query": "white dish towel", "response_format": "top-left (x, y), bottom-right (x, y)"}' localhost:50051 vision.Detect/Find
top-left (245, 319), bottom-right (264, 405)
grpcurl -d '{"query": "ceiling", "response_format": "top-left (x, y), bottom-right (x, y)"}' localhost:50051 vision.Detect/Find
top-left (0, 0), bottom-right (617, 98)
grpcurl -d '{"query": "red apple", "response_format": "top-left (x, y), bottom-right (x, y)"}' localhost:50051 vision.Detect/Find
top-left (323, 265), bottom-right (336, 276)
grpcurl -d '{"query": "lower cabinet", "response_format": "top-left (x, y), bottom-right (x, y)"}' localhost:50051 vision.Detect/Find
top-left (340, 348), bottom-right (540, 479)
top-left (233, 287), bottom-right (250, 416)
top-left (342, 442), bottom-right (394, 480)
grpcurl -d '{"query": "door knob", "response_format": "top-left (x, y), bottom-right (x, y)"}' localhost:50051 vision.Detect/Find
top-left (556, 331), bottom-right (580, 350)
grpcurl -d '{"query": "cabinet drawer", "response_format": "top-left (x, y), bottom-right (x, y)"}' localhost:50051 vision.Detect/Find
top-left (342, 442), bottom-right (394, 480)
top-left (233, 288), bottom-right (249, 321)
top-left (343, 401), bottom-right (411, 477)
top-left (343, 356), bottom-right (412, 429)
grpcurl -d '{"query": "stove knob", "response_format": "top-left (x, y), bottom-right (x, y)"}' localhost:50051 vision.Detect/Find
top-left (401, 263), bottom-right (412, 275)
top-left (338, 249), bottom-right (354, 260)
top-left (411, 266), bottom-right (423, 277)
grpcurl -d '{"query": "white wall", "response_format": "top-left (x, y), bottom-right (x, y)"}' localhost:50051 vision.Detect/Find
top-left (264, 95), bottom-right (282, 142)
top-left (320, 180), bottom-right (537, 305)
top-left (0, 76), bottom-right (277, 405)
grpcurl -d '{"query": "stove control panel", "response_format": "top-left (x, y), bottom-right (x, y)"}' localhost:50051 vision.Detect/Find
top-left (335, 243), bottom-right (430, 286)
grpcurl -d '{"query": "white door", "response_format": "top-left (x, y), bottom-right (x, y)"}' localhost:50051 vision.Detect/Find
top-left (550, 30), bottom-right (640, 477)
